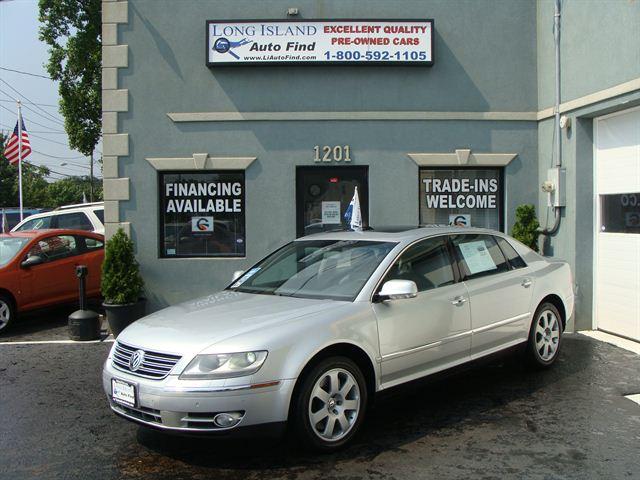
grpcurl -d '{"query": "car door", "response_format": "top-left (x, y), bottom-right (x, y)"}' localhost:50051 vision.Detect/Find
top-left (372, 236), bottom-right (471, 388)
top-left (19, 234), bottom-right (83, 310)
top-left (450, 234), bottom-right (534, 357)
top-left (79, 235), bottom-right (104, 297)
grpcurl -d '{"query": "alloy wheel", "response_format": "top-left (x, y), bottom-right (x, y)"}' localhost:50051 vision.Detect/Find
top-left (308, 368), bottom-right (361, 442)
top-left (0, 300), bottom-right (10, 330)
top-left (535, 309), bottom-right (560, 361)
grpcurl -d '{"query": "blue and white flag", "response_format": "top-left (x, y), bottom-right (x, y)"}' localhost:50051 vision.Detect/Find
top-left (343, 186), bottom-right (362, 231)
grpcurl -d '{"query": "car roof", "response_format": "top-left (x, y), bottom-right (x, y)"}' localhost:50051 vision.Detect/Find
top-left (297, 225), bottom-right (507, 243)
top-left (0, 229), bottom-right (104, 239)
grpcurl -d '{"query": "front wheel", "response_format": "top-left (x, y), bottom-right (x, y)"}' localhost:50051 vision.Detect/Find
top-left (0, 293), bottom-right (15, 334)
top-left (525, 302), bottom-right (563, 368)
top-left (293, 356), bottom-right (367, 452)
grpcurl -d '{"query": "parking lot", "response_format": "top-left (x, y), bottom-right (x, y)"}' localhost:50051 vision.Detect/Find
top-left (1, 312), bottom-right (639, 480)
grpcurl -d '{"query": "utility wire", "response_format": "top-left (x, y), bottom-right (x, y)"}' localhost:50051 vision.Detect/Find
top-left (0, 66), bottom-right (51, 80)
top-left (0, 122), bottom-right (65, 134)
top-left (32, 149), bottom-right (85, 160)
top-left (26, 132), bottom-right (71, 147)
top-left (0, 104), bottom-right (65, 132)
top-left (0, 89), bottom-right (65, 128)
top-left (0, 98), bottom-right (59, 108)
top-left (0, 79), bottom-right (65, 125)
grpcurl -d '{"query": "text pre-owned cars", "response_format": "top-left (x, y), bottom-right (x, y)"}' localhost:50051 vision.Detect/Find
top-left (103, 226), bottom-right (574, 450)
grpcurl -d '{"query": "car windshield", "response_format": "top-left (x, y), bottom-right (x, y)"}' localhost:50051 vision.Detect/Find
top-left (0, 237), bottom-right (29, 267)
top-left (229, 240), bottom-right (396, 301)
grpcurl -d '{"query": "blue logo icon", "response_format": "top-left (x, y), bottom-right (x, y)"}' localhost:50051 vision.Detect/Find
top-left (212, 37), bottom-right (252, 60)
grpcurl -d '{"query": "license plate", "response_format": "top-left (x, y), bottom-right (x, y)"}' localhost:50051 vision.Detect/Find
top-left (112, 378), bottom-right (136, 408)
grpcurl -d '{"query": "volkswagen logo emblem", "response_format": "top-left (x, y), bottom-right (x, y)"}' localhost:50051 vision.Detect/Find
top-left (129, 350), bottom-right (145, 372)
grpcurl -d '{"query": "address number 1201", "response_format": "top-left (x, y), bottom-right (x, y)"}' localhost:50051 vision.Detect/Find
top-left (313, 145), bottom-right (352, 163)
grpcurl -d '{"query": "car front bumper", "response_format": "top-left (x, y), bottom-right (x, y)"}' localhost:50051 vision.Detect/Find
top-left (102, 360), bottom-right (296, 434)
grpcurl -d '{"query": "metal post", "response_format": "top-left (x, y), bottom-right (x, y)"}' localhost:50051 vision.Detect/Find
top-left (17, 101), bottom-right (23, 221)
top-left (89, 151), bottom-right (94, 202)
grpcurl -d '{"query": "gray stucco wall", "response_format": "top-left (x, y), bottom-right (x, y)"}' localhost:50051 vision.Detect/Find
top-left (114, 0), bottom-right (540, 309)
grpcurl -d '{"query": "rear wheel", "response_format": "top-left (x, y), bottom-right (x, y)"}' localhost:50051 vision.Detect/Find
top-left (0, 293), bottom-right (15, 333)
top-left (293, 356), bottom-right (367, 452)
top-left (525, 302), bottom-right (562, 368)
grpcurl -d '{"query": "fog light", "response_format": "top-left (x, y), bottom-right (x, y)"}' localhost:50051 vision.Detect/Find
top-left (213, 412), bottom-right (242, 428)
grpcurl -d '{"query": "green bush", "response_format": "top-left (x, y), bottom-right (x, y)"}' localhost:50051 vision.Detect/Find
top-left (101, 228), bottom-right (144, 305)
top-left (511, 204), bottom-right (540, 252)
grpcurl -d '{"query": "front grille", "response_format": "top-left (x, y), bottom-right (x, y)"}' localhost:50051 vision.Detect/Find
top-left (112, 341), bottom-right (182, 379)
top-left (112, 403), bottom-right (162, 425)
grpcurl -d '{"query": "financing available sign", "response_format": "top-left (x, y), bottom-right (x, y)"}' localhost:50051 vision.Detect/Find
top-left (207, 19), bottom-right (433, 65)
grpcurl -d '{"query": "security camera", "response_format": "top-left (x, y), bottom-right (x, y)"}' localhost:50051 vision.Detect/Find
top-left (541, 180), bottom-right (555, 193)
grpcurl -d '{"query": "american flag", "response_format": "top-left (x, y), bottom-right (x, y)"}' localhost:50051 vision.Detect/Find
top-left (3, 116), bottom-right (32, 165)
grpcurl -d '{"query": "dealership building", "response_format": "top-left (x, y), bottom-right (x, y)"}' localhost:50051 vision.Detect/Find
top-left (101, 0), bottom-right (640, 340)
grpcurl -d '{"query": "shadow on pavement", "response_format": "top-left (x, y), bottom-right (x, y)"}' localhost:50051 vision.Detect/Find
top-left (130, 336), bottom-right (596, 475)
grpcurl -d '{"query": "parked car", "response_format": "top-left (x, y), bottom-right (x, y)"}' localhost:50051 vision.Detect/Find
top-left (1, 208), bottom-right (47, 232)
top-left (0, 229), bottom-right (105, 333)
top-left (11, 202), bottom-right (104, 235)
top-left (103, 226), bottom-right (574, 450)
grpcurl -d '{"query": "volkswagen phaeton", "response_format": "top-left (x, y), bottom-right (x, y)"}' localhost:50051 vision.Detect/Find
top-left (103, 226), bottom-right (574, 450)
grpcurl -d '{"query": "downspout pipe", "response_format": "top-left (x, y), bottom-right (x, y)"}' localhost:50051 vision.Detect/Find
top-left (540, 0), bottom-right (562, 249)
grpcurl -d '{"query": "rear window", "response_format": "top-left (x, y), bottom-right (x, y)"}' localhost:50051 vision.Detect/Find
top-left (495, 236), bottom-right (527, 269)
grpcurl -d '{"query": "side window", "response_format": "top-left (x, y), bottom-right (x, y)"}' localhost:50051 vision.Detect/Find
top-left (56, 212), bottom-right (93, 231)
top-left (451, 234), bottom-right (509, 280)
top-left (383, 237), bottom-right (455, 292)
top-left (93, 209), bottom-right (104, 225)
top-left (495, 236), bottom-right (527, 269)
top-left (15, 216), bottom-right (51, 231)
top-left (84, 237), bottom-right (104, 251)
top-left (27, 235), bottom-right (79, 263)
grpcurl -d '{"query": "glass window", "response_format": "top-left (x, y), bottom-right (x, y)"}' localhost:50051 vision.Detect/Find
top-left (0, 237), bottom-right (29, 267)
top-left (14, 216), bottom-right (52, 231)
top-left (28, 235), bottom-right (78, 263)
top-left (160, 171), bottom-right (246, 257)
top-left (600, 193), bottom-right (640, 234)
top-left (230, 240), bottom-right (396, 301)
top-left (495, 236), bottom-right (527, 269)
top-left (383, 236), bottom-right (455, 292)
top-left (93, 208), bottom-right (104, 225)
top-left (451, 234), bottom-right (508, 280)
top-left (419, 169), bottom-right (503, 230)
top-left (56, 212), bottom-right (93, 231)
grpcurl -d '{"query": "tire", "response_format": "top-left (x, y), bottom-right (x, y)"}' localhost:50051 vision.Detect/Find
top-left (0, 293), bottom-right (15, 334)
top-left (525, 302), bottom-right (563, 368)
top-left (293, 356), bottom-right (368, 452)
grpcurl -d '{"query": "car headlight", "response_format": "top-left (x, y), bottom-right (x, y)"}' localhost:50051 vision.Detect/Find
top-left (179, 351), bottom-right (268, 379)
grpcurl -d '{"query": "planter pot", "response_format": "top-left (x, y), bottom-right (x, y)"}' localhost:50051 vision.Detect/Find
top-left (103, 299), bottom-right (146, 338)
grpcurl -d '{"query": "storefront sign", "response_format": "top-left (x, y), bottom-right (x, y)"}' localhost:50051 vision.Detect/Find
top-left (314, 145), bottom-right (352, 163)
top-left (423, 177), bottom-right (499, 209)
top-left (207, 20), bottom-right (433, 65)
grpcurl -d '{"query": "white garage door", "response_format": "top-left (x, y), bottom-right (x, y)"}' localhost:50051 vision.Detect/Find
top-left (594, 107), bottom-right (640, 341)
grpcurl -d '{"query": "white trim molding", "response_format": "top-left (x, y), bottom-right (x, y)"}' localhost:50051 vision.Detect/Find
top-left (408, 148), bottom-right (517, 167)
top-left (145, 153), bottom-right (257, 171)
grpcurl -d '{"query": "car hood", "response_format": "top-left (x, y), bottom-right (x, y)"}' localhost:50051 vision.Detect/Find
top-left (117, 291), bottom-right (347, 354)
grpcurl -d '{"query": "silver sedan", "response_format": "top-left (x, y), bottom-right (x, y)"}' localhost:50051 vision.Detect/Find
top-left (103, 226), bottom-right (574, 451)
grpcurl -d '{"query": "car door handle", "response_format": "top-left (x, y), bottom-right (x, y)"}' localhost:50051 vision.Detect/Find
top-left (451, 296), bottom-right (467, 306)
top-left (521, 279), bottom-right (532, 288)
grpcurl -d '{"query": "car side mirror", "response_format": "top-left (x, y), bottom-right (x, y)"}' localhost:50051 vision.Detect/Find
top-left (232, 270), bottom-right (244, 282)
top-left (376, 280), bottom-right (418, 302)
top-left (21, 255), bottom-right (44, 268)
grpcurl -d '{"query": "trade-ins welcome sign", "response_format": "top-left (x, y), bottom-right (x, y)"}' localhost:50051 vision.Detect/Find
top-left (206, 20), bottom-right (433, 66)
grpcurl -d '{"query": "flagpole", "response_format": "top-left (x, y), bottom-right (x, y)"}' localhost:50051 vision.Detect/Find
top-left (17, 100), bottom-right (23, 222)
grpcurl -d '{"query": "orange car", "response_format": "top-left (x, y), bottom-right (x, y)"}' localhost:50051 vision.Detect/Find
top-left (0, 229), bottom-right (104, 333)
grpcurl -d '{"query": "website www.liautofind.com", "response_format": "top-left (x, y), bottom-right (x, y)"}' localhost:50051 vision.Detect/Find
top-left (244, 54), bottom-right (317, 61)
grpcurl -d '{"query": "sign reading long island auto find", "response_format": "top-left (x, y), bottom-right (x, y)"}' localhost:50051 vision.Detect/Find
top-left (207, 20), bottom-right (433, 65)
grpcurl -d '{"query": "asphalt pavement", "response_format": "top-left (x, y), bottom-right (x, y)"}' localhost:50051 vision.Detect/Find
top-left (1, 316), bottom-right (639, 480)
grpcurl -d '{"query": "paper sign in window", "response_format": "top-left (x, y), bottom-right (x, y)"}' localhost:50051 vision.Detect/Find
top-left (322, 201), bottom-right (341, 224)
top-left (458, 240), bottom-right (497, 275)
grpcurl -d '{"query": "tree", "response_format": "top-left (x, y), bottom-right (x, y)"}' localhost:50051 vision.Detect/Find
top-left (0, 133), bottom-right (50, 208)
top-left (38, 0), bottom-right (101, 157)
top-left (511, 204), bottom-right (541, 252)
top-left (45, 176), bottom-right (103, 208)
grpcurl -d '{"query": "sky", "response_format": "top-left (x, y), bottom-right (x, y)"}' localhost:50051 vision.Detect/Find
top-left (0, 0), bottom-right (102, 180)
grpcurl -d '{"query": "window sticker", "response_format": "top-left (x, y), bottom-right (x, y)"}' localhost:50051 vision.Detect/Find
top-left (231, 267), bottom-right (261, 288)
top-left (458, 240), bottom-right (497, 275)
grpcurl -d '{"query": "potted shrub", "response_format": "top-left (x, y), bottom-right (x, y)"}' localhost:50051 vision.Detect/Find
top-left (101, 228), bottom-right (145, 337)
top-left (511, 204), bottom-right (540, 252)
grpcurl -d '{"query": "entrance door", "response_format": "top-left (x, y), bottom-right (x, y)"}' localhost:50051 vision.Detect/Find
top-left (296, 166), bottom-right (368, 237)
top-left (595, 107), bottom-right (640, 341)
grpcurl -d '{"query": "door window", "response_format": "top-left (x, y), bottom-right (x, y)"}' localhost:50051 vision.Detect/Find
top-left (296, 167), bottom-right (368, 237)
top-left (27, 235), bottom-right (79, 263)
top-left (55, 212), bottom-right (93, 231)
top-left (383, 236), bottom-right (455, 292)
top-left (451, 234), bottom-right (509, 280)
top-left (600, 193), bottom-right (640, 234)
